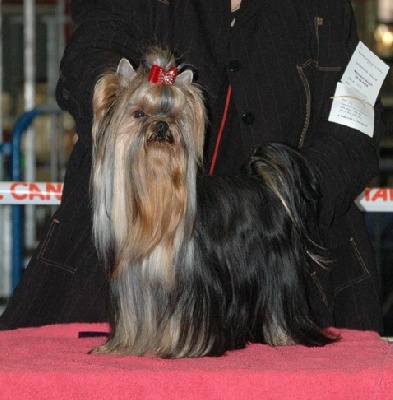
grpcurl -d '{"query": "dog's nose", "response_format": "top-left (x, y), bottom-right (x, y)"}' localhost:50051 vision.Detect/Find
top-left (152, 121), bottom-right (173, 143)
top-left (155, 121), bottom-right (169, 137)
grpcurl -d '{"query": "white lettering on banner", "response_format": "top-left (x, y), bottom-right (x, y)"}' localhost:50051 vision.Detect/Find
top-left (0, 182), bottom-right (393, 212)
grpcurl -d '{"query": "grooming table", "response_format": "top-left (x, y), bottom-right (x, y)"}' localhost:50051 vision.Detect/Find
top-left (0, 323), bottom-right (392, 399)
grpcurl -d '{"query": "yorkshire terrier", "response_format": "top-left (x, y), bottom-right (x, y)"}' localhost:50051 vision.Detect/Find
top-left (90, 47), bottom-right (335, 358)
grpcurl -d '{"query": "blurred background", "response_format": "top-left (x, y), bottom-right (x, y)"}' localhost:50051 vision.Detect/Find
top-left (0, 0), bottom-right (393, 334)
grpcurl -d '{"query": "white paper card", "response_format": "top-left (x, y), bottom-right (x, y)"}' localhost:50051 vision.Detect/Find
top-left (329, 83), bottom-right (374, 137)
top-left (328, 41), bottom-right (390, 136)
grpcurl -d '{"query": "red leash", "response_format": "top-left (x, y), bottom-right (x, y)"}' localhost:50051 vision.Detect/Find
top-left (209, 85), bottom-right (232, 175)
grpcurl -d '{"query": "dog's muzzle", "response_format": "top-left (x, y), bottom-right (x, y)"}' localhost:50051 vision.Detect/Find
top-left (149, 121), bottom-right (173, 144)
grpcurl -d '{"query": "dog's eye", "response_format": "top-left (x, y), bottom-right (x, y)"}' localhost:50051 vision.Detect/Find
top-left (133, 110), bottom-right (146, 119)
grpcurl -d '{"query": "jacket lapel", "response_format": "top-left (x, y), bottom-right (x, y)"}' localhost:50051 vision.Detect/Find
top-left (232, 0), bottom-right (270, 30)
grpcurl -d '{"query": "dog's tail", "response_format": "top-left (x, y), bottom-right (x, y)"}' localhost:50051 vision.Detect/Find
top-left (246, 141), bottom-right (327, 265)
top-left (245, 142), bottom-right (337, 346)
top-left (247, 142), bottom-right (318, 234)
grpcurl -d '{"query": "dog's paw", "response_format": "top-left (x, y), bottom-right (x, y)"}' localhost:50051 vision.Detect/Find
top-left (89, 344), bottom-right (112, 354)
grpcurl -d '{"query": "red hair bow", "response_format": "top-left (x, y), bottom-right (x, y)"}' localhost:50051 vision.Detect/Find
top-left (148, 65), bottom-right (178, 85)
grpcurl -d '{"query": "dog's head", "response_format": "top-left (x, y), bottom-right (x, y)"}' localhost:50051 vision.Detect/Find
top-left (92, 46), bottom-right (206, 165)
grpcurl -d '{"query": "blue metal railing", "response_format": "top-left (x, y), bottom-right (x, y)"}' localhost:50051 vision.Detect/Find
top-left (0, 106), bottom-right (62, 289)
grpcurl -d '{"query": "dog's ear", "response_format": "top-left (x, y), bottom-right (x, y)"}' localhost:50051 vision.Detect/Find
top-left (117, 58), bottom-right (137, 88)
top-left (93, 59), bottom-right (136, 125)
top-left (175, 69), bottom-right (193, 84)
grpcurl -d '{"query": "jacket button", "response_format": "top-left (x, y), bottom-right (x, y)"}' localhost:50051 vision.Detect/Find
top-left (228, 60), bottom-right (241, 72)
top-left (242, 112), bottom-right (255, 125)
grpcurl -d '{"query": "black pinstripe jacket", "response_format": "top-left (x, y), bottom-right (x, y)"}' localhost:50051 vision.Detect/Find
top-left (14, 0), bottom-right (385, 331)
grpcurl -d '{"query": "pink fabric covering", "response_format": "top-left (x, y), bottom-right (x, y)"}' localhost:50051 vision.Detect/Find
top-left (0, 324), bottom-right (392, 399)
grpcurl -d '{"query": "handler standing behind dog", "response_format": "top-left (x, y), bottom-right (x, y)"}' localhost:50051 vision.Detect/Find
top-left (0, 0), bottom-right (385, 335)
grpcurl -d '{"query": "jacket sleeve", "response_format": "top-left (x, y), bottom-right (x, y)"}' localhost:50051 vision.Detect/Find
top-left (55, 0), bottom-right (144, 147)
top-left (300, 0), bottom-right (384, 227)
